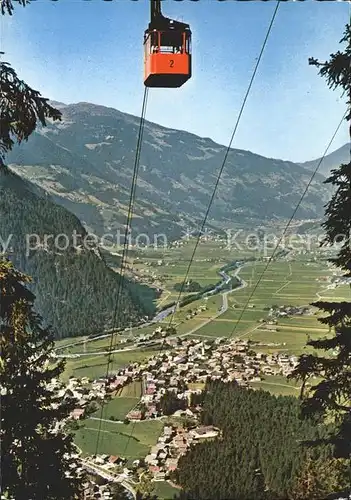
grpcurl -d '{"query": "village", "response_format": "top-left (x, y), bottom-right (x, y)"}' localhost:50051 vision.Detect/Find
top-left (47, 258), bottom-right (349, 499)
top-left (54, 333), bottom-right (300, 491)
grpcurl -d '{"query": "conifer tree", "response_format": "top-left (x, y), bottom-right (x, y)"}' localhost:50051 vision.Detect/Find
top-left (291, 452), bottom-right (351, 500)
top-left (1, 0), bottom-right (61, 160)
top-left (0, 57), bottom-right (61, 162)
top-left (135, 473), bottom-right (156, 499)
top-left (290, 24), bottom-right (351, 460)
top-left (0, 260), bottom-right (85, 499)
top-left (250, 447), bottom-right (266, 498)
top-left (1, 0), bottom-right (26, 16)
top-left (0, 4), bottom-right (86, 497)
top-left (109, 483), bottom-right (130, 499)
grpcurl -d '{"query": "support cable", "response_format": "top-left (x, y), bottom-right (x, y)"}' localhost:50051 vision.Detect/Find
top-left (166, 1), bottom-right (281, 330)
top-left (226, 111), bottom-right (348, 341)
top-left (94, 87), bottom-right (149, 455)
top-left (120, 1), bottom-right (281, 458)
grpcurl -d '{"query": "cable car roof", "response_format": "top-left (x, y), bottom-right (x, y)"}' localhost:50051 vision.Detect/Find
top-left (147, 0), bottom-right (191, 33)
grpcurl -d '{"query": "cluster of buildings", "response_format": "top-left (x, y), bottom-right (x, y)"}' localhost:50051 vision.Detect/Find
top-left (268, 305), bottom-right (313, 319)
top-left (83, 483), bottom-right (114, 500)
top-left (145, 424), bottom-right (220, 480)
top-left (261, 353), bottom-right (299, 377)
top-left (185, 304), bottom-right (208, 320)
top-left (56, 335), bottom-right (301, 429)
top-left (91, 337), bottom-right (300, 423)
top-left (58, 335), bottom-right (300, 491)
top-left (47, 376), bottom-right (106, 422)
top-left (91, 455), bottom-right (128, 468)
top-left (330, 275), bottom-right (351, 287)
top-left (136, 326), bottom-right (174, 345)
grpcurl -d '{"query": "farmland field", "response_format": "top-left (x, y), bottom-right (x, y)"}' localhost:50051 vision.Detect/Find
top-left (94, 397), bottom-right (139, 421)
top-left (61, 348), bottom-right (161, 381)
top-left (56, 246), bottom-right (346, 374)
top-left (60, 335), bottom-right (131, 355)
top-left (116, 380), bottom-right (143, 398)
top-left (74, 419), bottom-right (164, 461)
top-left (191, 260), bottom-right (335, 354)
top-left (130, 236), bottom-right (253, 305)
top-left (53, 238), bottom-right (350, 472)
top-left (249, 375), bottom-right (301, 396)
top-left (152, 480), bottom-right (180, 499)
top-left (92, 381), bottom-right (143, 421)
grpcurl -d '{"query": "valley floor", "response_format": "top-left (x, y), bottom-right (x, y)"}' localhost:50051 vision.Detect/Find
top-left (54, 239), bottom-right (350, 498)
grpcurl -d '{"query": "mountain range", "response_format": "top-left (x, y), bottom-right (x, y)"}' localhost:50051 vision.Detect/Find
top-left (299, 142), bottom-right (349, 177)
top-left (3, 101), bottom-right (347, 339)
top-left (6, 101), bottom-right (344, 241)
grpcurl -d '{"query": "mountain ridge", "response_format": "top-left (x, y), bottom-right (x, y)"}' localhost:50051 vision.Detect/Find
top-left (6, 101), bottom-right (334, 239)
top-left (299, 143), bottom-right (349, 176)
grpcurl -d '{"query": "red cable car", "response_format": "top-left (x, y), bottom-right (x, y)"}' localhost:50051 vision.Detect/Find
top-left (144, 0), bottom-right (192, 88)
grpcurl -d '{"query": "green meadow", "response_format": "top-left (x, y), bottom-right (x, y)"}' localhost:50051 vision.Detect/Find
top-left (75, 419), bottom-right (164, 461)
top-left (249, 375), bottom-right (301, 396)
top-left (56, 243), bottom-right (347, 378)
top-left (191, 260), bottom-right (334, 353)
top-left (152, 481), bottom-right (181, 499)
top-left (61, 348), bottom-right (160, 381)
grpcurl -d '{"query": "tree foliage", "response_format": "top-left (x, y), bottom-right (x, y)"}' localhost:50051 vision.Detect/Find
top-left (0, 259), bottom-right (85, 499)
top-left (291, 452), bottom-right (351, 500)
top-left (290, 23), bottom-right (351, 460)
top-left (109, 483), bottom-right (131, 500)
top-left (308, 24), bottom-right (351, 124)
top-left (174, 280), bottom-right (203, 293)
top-left (0, 0), bottom-right (27, 16)
top-left (158, 390), bottom-right (187, 416)
top-left (136, 474), bottom-right (155, 499)
top-left (174, 381), bottom-right (350, 500)
top-left (0, 57), bottom-right (61, 161)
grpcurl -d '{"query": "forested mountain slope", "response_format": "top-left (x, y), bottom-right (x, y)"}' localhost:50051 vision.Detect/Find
top-left (175, 381), bottom-right (349, 500)
top-left (0, 164), bottom-right (155, 339)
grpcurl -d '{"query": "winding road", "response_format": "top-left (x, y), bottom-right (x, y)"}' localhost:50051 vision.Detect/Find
top-left (182, 265), bottom-right (248, 337)
top-left (54, 262), bottom-right (247, 358)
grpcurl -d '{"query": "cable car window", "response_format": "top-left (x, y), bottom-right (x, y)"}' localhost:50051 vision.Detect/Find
top-left (160, 31), bottom-right (183, 53)
top-left (186, 36), bottom-right (191, 54)
top-left (150, 31), bottom-right (159, 53)
top-left (144, 33), bottom-right (151, 55)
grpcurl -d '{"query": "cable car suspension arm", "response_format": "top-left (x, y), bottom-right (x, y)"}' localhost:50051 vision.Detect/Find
top-left (151, 0), bottom-right (162, 20)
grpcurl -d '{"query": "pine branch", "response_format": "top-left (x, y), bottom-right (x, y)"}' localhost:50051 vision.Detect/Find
top-left (0, 60), bottom-right (62, 159)
top-left (0, 0), bottom-right (28, 16)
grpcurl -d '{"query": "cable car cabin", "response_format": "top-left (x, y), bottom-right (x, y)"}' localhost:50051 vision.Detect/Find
top-left (144, 24), bottom-right (191, 88)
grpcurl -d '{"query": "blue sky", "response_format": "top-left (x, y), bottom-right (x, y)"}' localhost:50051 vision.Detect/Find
top-left (1, 0), bottom-right (349, 162)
